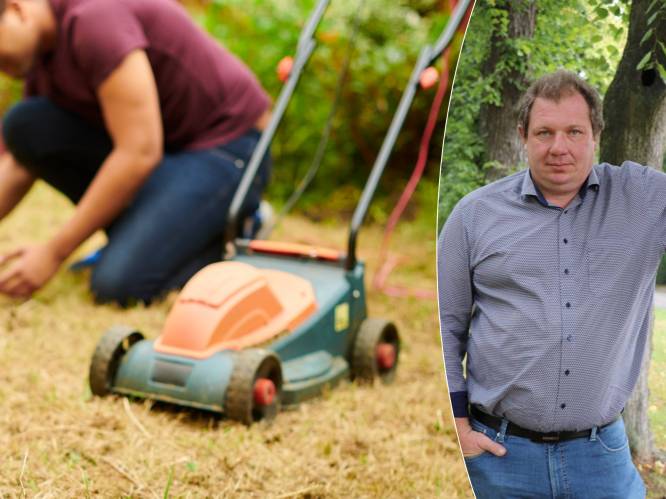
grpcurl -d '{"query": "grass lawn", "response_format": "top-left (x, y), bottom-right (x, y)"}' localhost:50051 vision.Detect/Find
top-left (644, 308), bottom-right (666, 497)
top-left (7, 181), bottom-right (666, 497)
top-left (651, 309), bottom-right (666, 448)
top-left (0, 184), bottom-right (472, 497)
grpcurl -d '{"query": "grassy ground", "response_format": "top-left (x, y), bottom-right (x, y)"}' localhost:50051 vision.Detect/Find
top-left (643, 308), bottom-right (666, 496)
top-left (0, 184), bottom-right (472, 497)
top-left (651, 309), bottom-right (666, 449)
top-left (4, 182), bottom-right (665, 498)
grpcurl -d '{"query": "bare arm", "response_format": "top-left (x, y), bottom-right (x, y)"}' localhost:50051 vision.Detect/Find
top-left (49, 49), bottom-right (163, 260)
top-left (0, 153), bottom-right (35, 221)
top-left (0, 49), bottom-right (162, 297)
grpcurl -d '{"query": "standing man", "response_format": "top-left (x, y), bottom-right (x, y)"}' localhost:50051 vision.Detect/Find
top-left (438, 69), bottom-right (653, 498)
top-left (0, 0), bottom-right (272, 304)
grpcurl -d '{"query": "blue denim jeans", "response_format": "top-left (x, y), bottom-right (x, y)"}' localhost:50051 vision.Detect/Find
top-left (464, 416), bottom-right (646, 499)
top-left (2, 97), bottom-right (271, 304)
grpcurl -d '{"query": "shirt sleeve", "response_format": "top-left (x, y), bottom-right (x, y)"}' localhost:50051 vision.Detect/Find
top-left (70, 1), bottom-right (149, 90)
top-left (437, 202), bottom-right (474, 417)
top-left (628, 161), bottom-right (666, 252)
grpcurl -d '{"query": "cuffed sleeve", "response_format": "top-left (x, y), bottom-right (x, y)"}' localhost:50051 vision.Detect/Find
top-left (437, 202), bottom-right (474, 413)
top-left (450, 391), bottom-right (469, 417)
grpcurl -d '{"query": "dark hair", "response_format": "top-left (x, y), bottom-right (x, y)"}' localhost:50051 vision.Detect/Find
top-left (516, 69), bottom-right (604, 138)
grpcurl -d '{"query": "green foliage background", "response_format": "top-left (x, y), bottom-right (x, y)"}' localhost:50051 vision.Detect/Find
top-left (0, 0), bottom-right (460, 223)
top-left (196, 0), bottom-right (458, 222)
top-left (437, 0), bottom-right (629, 231)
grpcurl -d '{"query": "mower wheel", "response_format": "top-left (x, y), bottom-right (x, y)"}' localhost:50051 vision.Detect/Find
top-left (352, 318), bottom-right (400, 385)
top-left (89, 326), bottom-right (144, 396)
top-left (225, 349), bottom-right (283, 425)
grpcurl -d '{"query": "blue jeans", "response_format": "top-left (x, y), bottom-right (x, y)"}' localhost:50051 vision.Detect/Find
top-left (2, 97), bottom-right (271, 304)
top-left (464, 416), bottom-right (646, 499)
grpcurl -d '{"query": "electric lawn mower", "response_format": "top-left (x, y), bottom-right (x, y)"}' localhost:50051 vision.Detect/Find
top-left (88, 0), bottom-right (472, 425)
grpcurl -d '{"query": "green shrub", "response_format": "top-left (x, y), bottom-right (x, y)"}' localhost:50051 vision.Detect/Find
top-left (197, 0), bottom-right (456, 219)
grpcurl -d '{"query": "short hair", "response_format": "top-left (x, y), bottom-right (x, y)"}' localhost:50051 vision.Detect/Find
top-left (516, 69), bottom-right (604, 138)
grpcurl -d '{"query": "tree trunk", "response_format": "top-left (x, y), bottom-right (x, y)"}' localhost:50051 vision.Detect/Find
top-left (600, 0), bottom-right (666, 463)
top-left (479, 0), bottom-right (536, 181)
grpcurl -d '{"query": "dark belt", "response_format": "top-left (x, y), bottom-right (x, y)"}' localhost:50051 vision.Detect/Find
top-left (470, 405), bottom-right (620, 443)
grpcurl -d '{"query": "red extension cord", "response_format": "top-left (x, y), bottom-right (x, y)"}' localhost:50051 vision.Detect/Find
top-left (372, 0), bottom-right (472, 299)
top-left (371, 49), bottom-right (452, 300)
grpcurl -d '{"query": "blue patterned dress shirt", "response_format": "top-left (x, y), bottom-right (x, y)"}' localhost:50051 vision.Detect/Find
top-left (438, 162), bottom-right (665, 432)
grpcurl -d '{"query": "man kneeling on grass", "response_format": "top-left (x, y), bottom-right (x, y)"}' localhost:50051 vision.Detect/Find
top-left (0, 0), bottom-right (272, 304)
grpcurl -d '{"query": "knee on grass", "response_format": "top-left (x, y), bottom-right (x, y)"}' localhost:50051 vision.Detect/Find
top-left (2, 100), bottom-right (45, 165)
top-left (90, 267), bottom-right (161, 306)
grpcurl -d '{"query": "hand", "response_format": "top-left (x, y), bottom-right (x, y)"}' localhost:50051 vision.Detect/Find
top-left (0, 243), bottom-right (65, 298)
top-left (455, 417), bottom-right (507, 458)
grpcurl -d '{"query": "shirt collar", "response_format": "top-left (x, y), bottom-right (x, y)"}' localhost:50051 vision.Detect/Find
top-left (584, 166), bottom-right (600, 197)
top-left (521, 167), bottom-right (600, 207)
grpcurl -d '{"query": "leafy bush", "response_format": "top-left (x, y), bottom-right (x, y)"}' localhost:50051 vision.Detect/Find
top-left (0, 77), bottom-right (22, 117)
top-left (195, 0), bottom-right (457, 219)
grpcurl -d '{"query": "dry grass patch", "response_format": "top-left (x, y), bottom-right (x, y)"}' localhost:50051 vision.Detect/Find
top-left (0, 184), bottom-right (472, 497)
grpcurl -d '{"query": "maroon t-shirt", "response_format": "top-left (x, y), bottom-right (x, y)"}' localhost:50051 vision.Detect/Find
top-left (24, 0), bottom-right (270, 151)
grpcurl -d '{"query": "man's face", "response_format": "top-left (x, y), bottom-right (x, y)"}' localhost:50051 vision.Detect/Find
top-left (520, 92), bottom-right (597, 197)
top-left (0, 3), bottom-right (41, 78)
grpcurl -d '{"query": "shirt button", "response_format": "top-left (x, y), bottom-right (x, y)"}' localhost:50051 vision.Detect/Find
top-left (564, 210), bottom-right (568, 214)
top-left (561, 403), bottom-right (566, 409)
top-left (563, 238), bottom-right (568, 244)
top-left (565, 369), bottom-right (570, 375)
top-left (566, 334), bottom-right (573, 342)
top-left (564, 269), bottom-right (569, 275)
top-left (565, 302), bottom-right (571, 308)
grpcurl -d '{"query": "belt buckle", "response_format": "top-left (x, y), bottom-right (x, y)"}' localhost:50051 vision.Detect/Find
top-left (535, 432), bottom-right (561, 443)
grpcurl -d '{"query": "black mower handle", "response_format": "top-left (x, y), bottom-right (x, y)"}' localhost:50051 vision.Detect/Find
top-left (345, 0), bottom-right (473, 270)
top-left (225, 0), bottom-right (331, 248)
